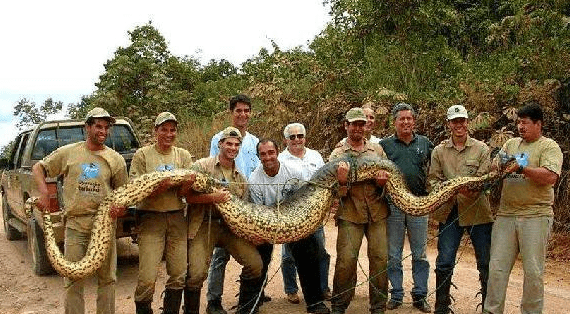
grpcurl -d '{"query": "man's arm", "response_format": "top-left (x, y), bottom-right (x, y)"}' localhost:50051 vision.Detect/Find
top-left (519, 166), bottom-right (558, 186)
top-left (31, 163), bottom-right (50, 211)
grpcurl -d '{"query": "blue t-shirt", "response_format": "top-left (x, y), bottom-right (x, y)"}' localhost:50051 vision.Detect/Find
top-left (210, 130), bottom-right (260, 179)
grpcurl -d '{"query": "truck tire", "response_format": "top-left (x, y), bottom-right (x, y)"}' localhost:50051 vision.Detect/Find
top-left (2, 193), bottom-right (22, 240)
top-left (27, 217), bottom-right (55, 276)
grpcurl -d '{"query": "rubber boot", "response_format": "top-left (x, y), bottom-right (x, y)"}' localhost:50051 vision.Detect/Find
top-left (136, 301), bottom-right (153, 314)
top-left (434, 270), bottom-right (453, 314)
top-left (206, 299), bottom-right (227, 314)
top-left (477, 274), bottom-right (488, 312)
top-left (162, 288), bottom-right (183, 314)
top-left (183, 287), bottom-right (201, 314)
top-left (236, 277), bottom-right (263, 314)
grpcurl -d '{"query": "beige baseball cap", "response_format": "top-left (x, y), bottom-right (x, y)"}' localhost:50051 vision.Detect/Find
top-left (447, 105), bottom-right (469, 120)
top-left (155, 111), bottom-right (178, 126)
top-left (345, 107), bottom-right (367, 122)
top-left (219, 126), bottom-right (242, 142)
top-left (85, 107), bottom-right (115, 123)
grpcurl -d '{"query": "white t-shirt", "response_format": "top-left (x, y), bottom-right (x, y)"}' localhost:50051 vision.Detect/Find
top-left (278, 147), bottom-right (325, 181)
top-left (248, 162), bottom-right (304, 206)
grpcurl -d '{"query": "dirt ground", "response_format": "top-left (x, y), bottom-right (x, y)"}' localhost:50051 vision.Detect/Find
top-left (1, 214), bottom-right (570, 314)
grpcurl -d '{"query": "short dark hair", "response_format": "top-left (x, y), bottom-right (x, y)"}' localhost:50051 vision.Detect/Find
top-left (256, 138), bottom-right (279, 157)
top-left (229, 94), bottom-right (252, 111)
top-left (391, 102), bottom-right (416, 119)
top-left (518, 101), bottom-right (544, 123)
top-left (85, 117), bottom-right (113, 126)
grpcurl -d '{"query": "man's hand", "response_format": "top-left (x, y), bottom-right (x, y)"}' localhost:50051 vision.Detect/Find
top-left (337, 161), bottom-right (349, 185)
top-left (109, 205), bottom-right (127, 218)
top-left (210, 188), bottom-right (231, 204)
top-left (36, 194), bottom-right (51, 213)
top-left (178, 173), bottom-right (197, 197)
top-left (148, 178), bottom-right (172, 199)
top-left (374, 170), bottom-right (390, 187)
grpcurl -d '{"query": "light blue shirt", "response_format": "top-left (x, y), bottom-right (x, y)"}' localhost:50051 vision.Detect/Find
top-left (248, 162), bottom-right (303, 206)
top-left (210, 130), bottom-right (260, 179)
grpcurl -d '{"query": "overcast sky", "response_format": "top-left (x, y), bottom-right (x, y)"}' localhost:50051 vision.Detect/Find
top-left (0, 0), bottom-right (331, 148)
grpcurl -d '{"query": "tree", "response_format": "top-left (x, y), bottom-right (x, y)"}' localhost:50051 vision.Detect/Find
top-left (13, 97), bottom-right (63, 130)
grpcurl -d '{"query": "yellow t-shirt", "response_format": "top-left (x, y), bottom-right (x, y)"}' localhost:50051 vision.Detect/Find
top-left (497, 136), bottom-right (563, 217)
top-left (40, 141), bottom-right (128, 231)
top-left (129, 144), bottom-right (194, 212)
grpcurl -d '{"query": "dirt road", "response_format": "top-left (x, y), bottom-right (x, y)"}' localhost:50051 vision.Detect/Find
top-left (1, 214), bottom-right (569, 314)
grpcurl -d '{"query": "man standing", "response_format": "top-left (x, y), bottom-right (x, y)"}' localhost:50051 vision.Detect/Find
top-left (363, 103), bottom-right (381, 144)
top-left (380, 103), bottom-right (432, 312)
top-left (32, 107), bottom-right (128, 314)
top-left (129, 112), bottom-right (194, 314)
top-left (184, 127), bottom-right (264, 314)
top-left (206, 94), bottom-right (261, 314)
top-left (329, 107), bottom-right (390, 314)
top-left (484, 102), bottom-right (562, 313)
top-left (429, 104), bottom-right (494, 314)
top-left (249, 139), bottom-right (330, 314)
top-left (278, 123), bottom-right (332, 303)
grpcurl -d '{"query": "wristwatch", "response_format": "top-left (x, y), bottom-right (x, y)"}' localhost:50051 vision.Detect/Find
top-left (517, 165), bottom-right (525, 174)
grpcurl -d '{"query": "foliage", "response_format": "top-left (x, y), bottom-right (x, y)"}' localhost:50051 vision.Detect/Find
top-left (13, 97), bottom-right (63, 130)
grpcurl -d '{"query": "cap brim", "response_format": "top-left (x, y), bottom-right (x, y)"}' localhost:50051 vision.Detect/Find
top-left (88, 115), bottom-right (116, 123)
top-left (347, 118), bottom-right (367, 122)
top-left (447, 114), bottom-right (468, 120)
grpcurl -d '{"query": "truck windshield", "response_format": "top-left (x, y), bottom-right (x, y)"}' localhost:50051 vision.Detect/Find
top-left (31, 124), bottom-right (138, 160)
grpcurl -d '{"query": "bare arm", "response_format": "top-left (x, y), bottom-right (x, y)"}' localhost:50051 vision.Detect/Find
top-left (520, 166), bottom-right (558, 186)
top-left (31, 162), bottom-right (50, 211)
top-left (185, 188), bottom-right (231, 204)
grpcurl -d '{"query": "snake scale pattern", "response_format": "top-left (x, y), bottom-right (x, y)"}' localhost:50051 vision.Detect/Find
top-left (27, 157), bottom-right (513, 280)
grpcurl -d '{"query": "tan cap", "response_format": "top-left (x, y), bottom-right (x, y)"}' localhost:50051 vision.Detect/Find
top-left (155, 111), bottom-right (178, 126)
top-left (85, 107), bottom-right (115, 123)
top-left (220, 126), bottom-right (242, 142)
top-left (345, 107), bottom-right (367, 122)
top-left (447, 105), bottom-right (469, 120)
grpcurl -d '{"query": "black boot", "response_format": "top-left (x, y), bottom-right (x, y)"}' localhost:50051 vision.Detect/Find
top-left (434, 270), bottom-right (453, 314)
top-left (136, 301), bottom-right (153, 314)
top-left (206, 299), bottom-right (227, 314)
top-left (477, 273), bottom-right (488, 311)
top-left (183, 287), bottom-right (201, 314)
top-left (162, 289), bottom-right (183, 314)
top-left (236, 277), bottom-right (263, 314)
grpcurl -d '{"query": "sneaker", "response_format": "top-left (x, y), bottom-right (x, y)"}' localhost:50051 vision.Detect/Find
top-left (307, 302), bottom-right (331, 314)
top-left (206, 299), bottom-right (228, 314)
top-left (413, 298), bottom-right (432, 313)
top-left (287, 293), bottom-right (301, 304)
top-left (386, 299), bottom-right (402, 310)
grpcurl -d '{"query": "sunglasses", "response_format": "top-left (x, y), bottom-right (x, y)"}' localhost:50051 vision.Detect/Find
top-left (288, 134), bottom-right (305, 140)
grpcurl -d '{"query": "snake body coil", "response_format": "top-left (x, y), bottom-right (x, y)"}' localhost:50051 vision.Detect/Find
top-left (27, 157), bottom-right (511, 280)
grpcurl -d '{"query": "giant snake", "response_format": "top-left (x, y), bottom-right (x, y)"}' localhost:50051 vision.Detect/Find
top-left (26, 157), bottom-right (514, 280)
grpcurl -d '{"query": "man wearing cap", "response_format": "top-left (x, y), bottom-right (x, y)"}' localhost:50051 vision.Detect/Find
top-left (32, 107), bottom-right (128, 314)
top-left (428, 104), bottom-right (494, 314)
top-left (484, 102), bottom-right (562, 314)
top-left (338, 103), bottom-right (381, 146)
top-left (183, 126), bottom-right (264, 314)
top-left (206, 94), bottom-right (261, 314)
top-left (329, 107), bottom-right (390, 314)
top-left (278, 123), bottom-right (331, 304)
top-left (129, 112), bottom-right (194, 314)
top-left (380, 103), bottom-right (432, 312)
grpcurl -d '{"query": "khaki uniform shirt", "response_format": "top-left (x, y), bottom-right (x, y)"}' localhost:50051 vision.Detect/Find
top-left (129, 144), bottom-right (194, 212)
top-left (187, 156), bottom-right (248, 239)
top-left (40, 141), bottom-right (128, 232)
top-left (428, 136), bottom-right (493, 226)
top-left (495, 136), bottom-right (562, 217)
top-left (329, 140), bottom-right (389, 224)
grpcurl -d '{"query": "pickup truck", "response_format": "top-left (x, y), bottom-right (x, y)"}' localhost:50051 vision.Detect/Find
top-left (0, 118), bottom-right (141, 275)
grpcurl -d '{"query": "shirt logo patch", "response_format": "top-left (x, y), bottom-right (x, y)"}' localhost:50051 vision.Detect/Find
top-left (80, 163), bottom-right (100, 181)
top-left (156, 164), bottom-right (175, 172)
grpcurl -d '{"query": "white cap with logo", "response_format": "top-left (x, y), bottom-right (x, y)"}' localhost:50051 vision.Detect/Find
top-left (447, 105), bottom-right (469, 120)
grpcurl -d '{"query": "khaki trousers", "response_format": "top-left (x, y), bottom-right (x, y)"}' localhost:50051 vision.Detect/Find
top-left (484, 215), bottom-right (553, 314)
top-left (332, 219), bottom-right (388, 313)
top-left (64, 227), bottom-right (117, 314)
top-left (135, 210), bottom-right (187, 302)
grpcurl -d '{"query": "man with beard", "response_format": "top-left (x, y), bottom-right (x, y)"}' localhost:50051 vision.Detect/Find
top-left (184, 127), bottom-right (264, 314)
top-left (248, 138), bottom-right (330, 314)
top-left (429, 104), bottom-right (494, 313)
top-left (278, 123), bottom-right (331, 304)
top-left (380, 103), bottom-right (432, 312)
top-left (32, 107), bottom-right (128, 314)
top-left (484, 102), bottom-right (562, 313)
top-left (329, 107), bottom-right (390, 314)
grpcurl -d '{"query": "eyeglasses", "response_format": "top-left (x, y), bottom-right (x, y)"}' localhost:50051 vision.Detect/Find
top-left (288, 134), bottom-right (305, 140)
